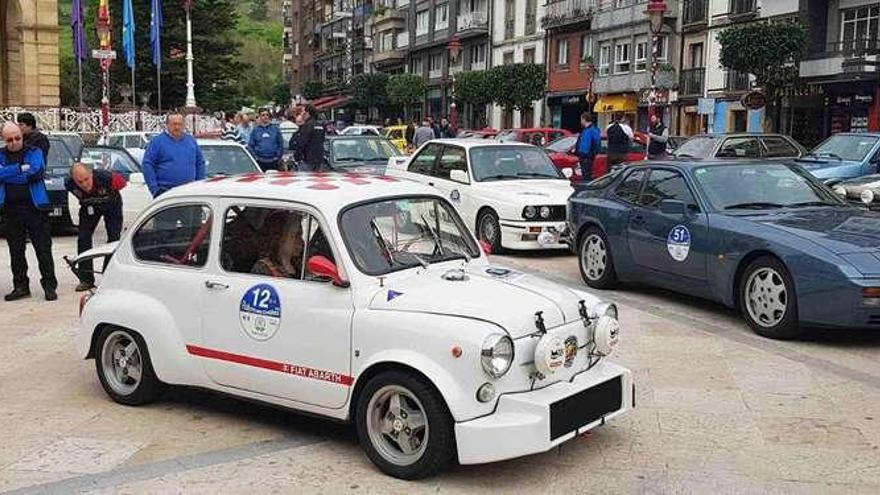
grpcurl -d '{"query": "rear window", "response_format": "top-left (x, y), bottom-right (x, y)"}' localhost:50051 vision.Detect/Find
top-left (762, 137), bottom-right (800, 158)
top-left (674, 136), bottom-right (718, 158)
top-left (132, 205), bottom-right (213, 267)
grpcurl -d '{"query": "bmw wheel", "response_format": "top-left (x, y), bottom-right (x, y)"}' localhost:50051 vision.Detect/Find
top-left (578, 226), bottom-right (617, 289)
top-left (738, 256), bottom-right (801, 339)
top-left (96, 326), bottom-right (166, 405)
top-left (477, 210), bottom-right (503, 254)
top-left (356, 370), bottom-right (455, 480)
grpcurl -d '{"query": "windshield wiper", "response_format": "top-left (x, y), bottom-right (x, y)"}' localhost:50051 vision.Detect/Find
top-left (786, 201), bottom-right (836, 208)
top-left (516, 172), bottom-right (558, 179)
top-left (724, 202), bottom-right (785, 210)
top-left (479, 173), bottom-right (519, 181)
top-left (674, 153), bottom-right (694, 158)
top-left (420, 213), bottom-right (445, 257)
top-left (369, 219), bottom-right (395, 267)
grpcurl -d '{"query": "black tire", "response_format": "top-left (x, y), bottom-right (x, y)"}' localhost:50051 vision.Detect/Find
top-left (355, 370), bottom-right (456, 480)
top-left (95, 326), bottom-right (166, 406)
top-left (476, 209), bottom-right (503, 254)
top-left (738, 256), bottom-right (802, 339)
top-left (578, 226), bottom-right (617, 289)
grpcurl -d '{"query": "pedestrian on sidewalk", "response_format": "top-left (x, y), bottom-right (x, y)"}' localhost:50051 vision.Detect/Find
top-left (220, 111), bottom-right (243, 144)
top-left (575, 112), bottom-right (601, 181)
top-left (606, 113), bottom-right (632, 168)
top-left (647, 114), bottom-right (669, 160)
top-left (65, 162), bottom-right (126, 291)
top-left (292, 105), bottom-right (326, 172)
top-left (413, 119), bottom-right (435, 148)
top-left (439, 117), bottom-right (456, 138)
top-left (248, 108), bottom-right (285, 171)
top-left (0, 122), bottom-right (57, 301)
top-left (405, 118), bottom-right (417, 152)
top-left (17, 112), bottom-right (50, 163)
top-left (141, 113), bottom-right (206, 198)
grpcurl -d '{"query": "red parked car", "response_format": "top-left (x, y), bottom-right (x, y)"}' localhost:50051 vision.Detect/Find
top-left (545, 132), bottom-right (647, 182)
top-left (497, 128), bottom-right (573, 147)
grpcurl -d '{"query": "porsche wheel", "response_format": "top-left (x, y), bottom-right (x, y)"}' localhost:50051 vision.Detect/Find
top-left (738, 256), bottom-right (801, 339)
top-left (477, 210), bottom-right (503, 254)
top-left (356, 371), bottom-right (455, 480)
top-left (578, 227), bottom-right (617, 289)
top-left (96, 326), bottom-right (166, 405)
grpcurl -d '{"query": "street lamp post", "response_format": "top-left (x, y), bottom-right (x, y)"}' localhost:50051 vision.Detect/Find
top-left (447, 37), bottom-right (462, 130)
top-left (184, 1), bottom-right (197, 109)
top-left (646, 0), bottom-right (667, 123)
top-left (96, 0), bottom-right (112, 141)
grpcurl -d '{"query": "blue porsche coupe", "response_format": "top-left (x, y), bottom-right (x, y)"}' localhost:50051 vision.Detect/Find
top-left (569, 160), bottom-right (880, 339)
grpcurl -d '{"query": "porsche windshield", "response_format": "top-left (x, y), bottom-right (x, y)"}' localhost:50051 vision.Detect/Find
top-left (692, 163), bottom-right (845, 211)
top-left (340, 197), bottom-right (480, 275)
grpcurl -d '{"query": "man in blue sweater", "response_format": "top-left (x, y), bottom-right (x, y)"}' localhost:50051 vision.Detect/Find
top-left (141, 113), bottom-right (206, 197)
top-left (248, 108), bottom-right (285, 171)
top-left (0, 122), bottom-right (57, 301)
top-left (575, 112), bottom-right (601, 181)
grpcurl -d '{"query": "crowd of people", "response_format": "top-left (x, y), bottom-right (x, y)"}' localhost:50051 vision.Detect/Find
top-left (574, 112), bottom-right (670, 181)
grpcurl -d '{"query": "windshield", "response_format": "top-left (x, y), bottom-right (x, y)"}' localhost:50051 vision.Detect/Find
top-left (80, 148), bottom-right (140, 174)
top-left (201, 145), bottom-right (260, 176)
top-left (546, 136), bottom-right (577, 152)
top-left (331, 137), bottom-right (400, 164)
top-left (808, 134), bottom-right (879, 162)
top-left (692, 163), bottom-right (845, 211)
top-left (674, 136), bottom-right (719, 158)
top-left (471, 146), bottom-right (563, 181)
top-left (46, 139), bottom-right (75, 177)
top-left (340, 196), bottom-right (480, 276)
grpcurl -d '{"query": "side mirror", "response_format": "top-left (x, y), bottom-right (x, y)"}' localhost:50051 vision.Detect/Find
top-left (561, 167), bottom-right (574, 179)
top-left (129, 172), bottom-right (146, 185)
top-left (450, 169), bottom-right (470, 184)
top-left (307, 255), bottom-right (349, 288)
top-left (388, 156), bottom-right (409, 169)
top-left (658, 199), bottom-right (687, 216)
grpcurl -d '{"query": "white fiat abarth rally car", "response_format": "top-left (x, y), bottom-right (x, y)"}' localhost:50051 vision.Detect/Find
top-left (72, 171), bottom-right (632, 479)
top-left (388, 140), bottom-right (574, 252)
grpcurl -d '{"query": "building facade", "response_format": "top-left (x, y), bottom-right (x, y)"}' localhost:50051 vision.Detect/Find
top-left (0, 0), bottom-right (60, 107)
top-left (489, 0), bottom-right (545, 129)
top-left (369, 0), bottom-right (409, 75)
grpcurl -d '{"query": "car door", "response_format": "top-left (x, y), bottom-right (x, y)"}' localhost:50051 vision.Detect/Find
top-left (197, 200), bottom-right (354, 409)
top-left (404, 143), bottom-right (443, 186)
top-left (626, 167), bottom-right (709, 284)
top-left (430, 145), bottom-right (476, 222)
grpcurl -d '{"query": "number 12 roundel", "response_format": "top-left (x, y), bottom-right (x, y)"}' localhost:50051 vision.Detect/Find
top-left (239, 283), bottom-right (282, 341)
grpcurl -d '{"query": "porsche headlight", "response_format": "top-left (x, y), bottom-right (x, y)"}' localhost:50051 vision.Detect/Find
top-left (539, 206), bottom-right (551, 219)
top-left (481, 333), bottom-right (514, 378)
top-left (861, 189), bottom-right (875, 204)
top-left (833, 186), bottom-right (846, 197)
top-left (523, 206), bottom-right (537, 219)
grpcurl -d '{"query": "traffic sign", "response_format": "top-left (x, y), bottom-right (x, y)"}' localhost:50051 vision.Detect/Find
top-left (91, 49), bottom-right (117, 60)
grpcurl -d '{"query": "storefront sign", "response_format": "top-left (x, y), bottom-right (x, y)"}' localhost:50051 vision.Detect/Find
top-left (638, 89), bottom-right (670, 106)
top-left (834, 94), bottom-right (874, 106)
top-left (741, 91), bottom-right (767, 110)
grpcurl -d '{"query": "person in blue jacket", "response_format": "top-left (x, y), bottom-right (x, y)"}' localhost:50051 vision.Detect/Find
top-left (141, 113), bottom-right (206, 197)
top-left (574, 112), bottom-right (601, 181)
top-left (248, 108), bottom-right (285, 171)
top-left (0, 122), bottom-right (57, 301)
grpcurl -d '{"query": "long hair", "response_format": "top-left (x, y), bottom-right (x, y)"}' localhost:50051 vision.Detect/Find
top-left (257, 211), bottom-right (302, 265)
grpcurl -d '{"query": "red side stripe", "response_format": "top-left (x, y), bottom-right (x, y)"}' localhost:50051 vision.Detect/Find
top-left (185, 345), bottom-right (353, 386)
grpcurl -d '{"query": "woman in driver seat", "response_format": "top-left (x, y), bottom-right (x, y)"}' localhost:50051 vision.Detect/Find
top-left (251, 211), bottom-right (305, 279)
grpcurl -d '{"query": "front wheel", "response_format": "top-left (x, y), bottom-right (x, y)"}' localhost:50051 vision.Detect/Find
top-left (476, 210), bottom-right (503, 254)
top-left (356, 371), bottom-right (455, 480)
top-left (96, 326), bottom-right (166, 405)
top-left (738, 256), bottom-right (801, 339)
top-left (578, 227), bottom-right (617, 289)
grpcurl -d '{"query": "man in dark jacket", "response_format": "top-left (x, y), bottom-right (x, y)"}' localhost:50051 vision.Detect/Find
top-left (606, 113), bottom-right (632, 167)
top-left (293, 105), bottom-right (326, 171)
top-left (66, 162), bottom-right (127, 291)
top-left (404, 118), bottom-right (417, 152)
top-left (17, 112), bottom-right (50, 163)
top-left (0, 122), bottom-right (57, 301)
top-left (439, 117), bottom-right (456, 138)
top-left (248, 108), bottom-right (285, 171)
top-left (647, 113), bottom-right (669, 160)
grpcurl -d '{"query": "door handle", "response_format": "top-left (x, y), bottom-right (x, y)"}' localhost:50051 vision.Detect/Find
top-left (428, 181), bottom-right (435, 187)
top-left (632, 214), bottom-right (644, 223)
top-left (204, 280), bottom-right (229, 290)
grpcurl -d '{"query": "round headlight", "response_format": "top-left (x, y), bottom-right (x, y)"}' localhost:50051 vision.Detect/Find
top-left (861, 189), bottom-right (875, 204)
top-left (523, 206), bottom-right (537, 219)
top-left (833, 185), bottom-right (847, 197)
top-left (590, 301), bottom-right (618, 320)
top-left (539, 206), bottom-right (551, 219)
top-left (481, 333), bottom-right (514, 378)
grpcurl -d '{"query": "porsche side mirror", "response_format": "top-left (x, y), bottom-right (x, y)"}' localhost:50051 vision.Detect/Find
top-left (658, 199), bottom-right (687, 216)
top-left (307, 255), bottom-right (350, 288)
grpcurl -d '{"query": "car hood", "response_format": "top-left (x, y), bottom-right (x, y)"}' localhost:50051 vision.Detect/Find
top-left (368, 263), bottom-right (598, 338)
top-left (795, 158), bottom-right (863, 179)
top-left (473, 179), bottom-right (573, 204)
top-left (746, 207), bottom-right (880, 255)
top-left (332, 162), bottom-right (388, 175)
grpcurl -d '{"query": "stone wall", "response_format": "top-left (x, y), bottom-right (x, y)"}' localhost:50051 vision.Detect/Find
top-left (0, 0), bottom-right (60, 107)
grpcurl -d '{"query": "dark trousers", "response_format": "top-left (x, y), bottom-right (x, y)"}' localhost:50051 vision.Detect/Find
top-left (77, 202), bottom-right (123, 285)
top-left (297, 161), bottom-right (322, 172)
top-left (257, 159), bottom-right (281, 172)
top-left (4, 203), bottom-right (57, 291)
top-left (608, 153), bottom-right (628, 166)
top-left (578, 157), bottom-right (594, 181)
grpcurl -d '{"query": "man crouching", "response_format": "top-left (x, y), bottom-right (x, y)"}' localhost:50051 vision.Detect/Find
top-left (66, 162), bottom-right (127, 291)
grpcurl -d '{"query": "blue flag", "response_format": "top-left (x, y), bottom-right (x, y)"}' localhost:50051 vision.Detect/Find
top-left (122, 0), bottom-right (135, 68)
top-left (150, 0), bottom-right (163, 68)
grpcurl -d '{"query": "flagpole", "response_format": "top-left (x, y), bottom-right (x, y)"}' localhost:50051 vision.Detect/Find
top-left (157, 65), bottom-right (162, 114)
top-left (77, 56), bottom-right (84, 108)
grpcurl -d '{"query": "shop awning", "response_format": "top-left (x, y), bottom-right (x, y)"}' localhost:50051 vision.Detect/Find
top-left (594, 94), bottom-right (637, 114)
top-left (308, 96), bottom-right (337, 108)
top-left (314, 95), bottom-right (352, 111)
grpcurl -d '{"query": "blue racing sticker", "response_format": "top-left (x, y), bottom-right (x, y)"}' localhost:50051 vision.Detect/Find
top-left (387, 290), bottom-right (404, 302)
top-left (667, 225), bottom-right (691, 262)
top-left (239, 284), bottom-right (282, 341)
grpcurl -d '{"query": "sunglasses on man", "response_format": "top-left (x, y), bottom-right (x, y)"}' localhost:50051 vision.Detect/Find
top-left (4, 136), bottom-right (22, 144)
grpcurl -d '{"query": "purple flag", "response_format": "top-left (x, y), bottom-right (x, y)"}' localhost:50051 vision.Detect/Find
top-left (72, 0), bottom-right (87, 61)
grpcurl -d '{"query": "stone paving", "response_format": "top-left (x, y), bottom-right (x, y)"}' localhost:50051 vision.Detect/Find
top-left (0, 236), bottom-right (878, 494)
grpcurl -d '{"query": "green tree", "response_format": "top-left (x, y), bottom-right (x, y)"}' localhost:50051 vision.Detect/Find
top-left (386, 73), bottom-right (426, 110)
top-left (490, 63), bottom-right (546, 113)
top-left (453, 70), bottom-right (494, 129)
top-left (249, 0), bottom-right (268, 21)
top-left (717, 21), bottom-right (808, 131)
top-left (302, 81), bottom-right (325, 100)
top-left (350, 73), bottom-right (389, 119)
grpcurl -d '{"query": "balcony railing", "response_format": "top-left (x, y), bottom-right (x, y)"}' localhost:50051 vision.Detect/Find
top-left (725, 70), bottom-right (750, 92)
top-left (457, 11), bottom-right (489, 32)
top-left (679, 67), bottom-right (705, 96)
top-left (810, 38), bottom-right (880, 59)
top-left (729, 0), bottom-right (756, 17)
top-left (541, 0), bottom-right (596, 30)
top-left (683, 0), bottom-right (708, 25)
